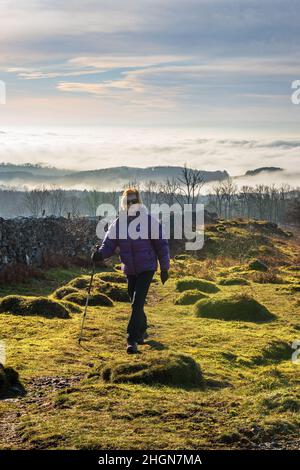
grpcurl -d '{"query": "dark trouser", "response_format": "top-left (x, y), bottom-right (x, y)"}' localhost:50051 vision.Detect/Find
top-left (126, 270), bottom-right (154, 344)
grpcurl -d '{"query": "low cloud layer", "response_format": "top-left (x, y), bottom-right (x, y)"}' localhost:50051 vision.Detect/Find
top-left (0, 127), bottom-right (298, 189)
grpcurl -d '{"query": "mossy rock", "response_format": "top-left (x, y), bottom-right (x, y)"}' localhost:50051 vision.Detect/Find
top-left (0, 295), bottom-right (70, 318)
top-left (194, 294), bottom-right (274, 322)
top-left (97, 352), bottom-right (203, 388)
top-left (53, 286), bottom-right (79, 299)
top-left (248, 259), bottom-right (268, 272)
top-left (95, 282), bottom-right (129, 302)
top-left (219, 277), bottom-right (249, 286)
top-left (175, 290), bottom-right (208, 305)
top-left (253, 340), bottom-right (293, 364)
top-left (95, 272), bottom-right (127, 284)
top-left (64, 292), bottom-right (113, 307)
top-left (176, 277), bottom-right (219, 294)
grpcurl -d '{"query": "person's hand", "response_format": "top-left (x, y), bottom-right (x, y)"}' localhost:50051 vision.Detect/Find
top-left (160, 270), bottom-right (169, 285)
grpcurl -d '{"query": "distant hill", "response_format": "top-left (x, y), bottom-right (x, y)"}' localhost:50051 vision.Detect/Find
top-left (0, 164), bottom-right (229, 189)
top-left (245, 167), bottom-right (283, 176)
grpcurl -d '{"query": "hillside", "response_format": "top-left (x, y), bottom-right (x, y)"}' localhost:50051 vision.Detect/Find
top-left (0, 164), bottom-right (229, 189)
top-left (0, 221), bottom-right (299, 450)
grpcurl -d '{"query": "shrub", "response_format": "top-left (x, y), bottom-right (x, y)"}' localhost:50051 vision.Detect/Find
top-left (175, 277), bottom-right (219, 293)
top-left (64, 292), bottom-right (113, 307)
top-left (0, 295), bottom-right (70, 318)
top-left (175, 290), bottom-right (208, 305)
top-left (97, 352), bottom-right (203, 388)
top-left (194, 294), bottom-right (274, 322)
top-left (248, 259), bottom-right (268, 272)
top-left (219, 277), bottom-right (249, 286)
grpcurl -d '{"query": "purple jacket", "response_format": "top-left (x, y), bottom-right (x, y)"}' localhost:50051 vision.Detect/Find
top-left (97, 211), bottom-right (170, 275)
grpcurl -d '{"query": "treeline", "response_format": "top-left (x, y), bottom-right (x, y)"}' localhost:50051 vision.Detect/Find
top-left (0, 167), bottom-right (299, 226)
top-left (206, 180), bottom-right (300, 225)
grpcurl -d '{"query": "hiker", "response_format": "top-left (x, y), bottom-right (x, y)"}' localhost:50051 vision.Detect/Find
top-left (91, 188), bottom-right (170, 354)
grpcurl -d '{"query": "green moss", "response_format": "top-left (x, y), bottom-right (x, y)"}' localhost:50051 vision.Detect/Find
top-left (248, 259), bottom-right (268, 272)
top-left (194, 294), bottom-right (274, 322)
top-left (174, 254), bottom-right (192, 261)
top-left (0, 295), bottom-right (70, 318)
top-left (176, 277), bottom-right (219, 293)
top-left (0, 363), bottom-right (23, 397)
top-left (97, 352), bottom-right (203, 388)
top-left (261, 393), bottom-right (300, 412)
top-left (175, 290), bottom-right (208, 305)
top-left (59, 300), bottom-right (82, 314)
top-left (64, 292), bottom-right (113, 307)
top-left (95, 272), bottom-right (127, 284)
top-left (67, 276), bottom-right (91, 289)
top-left (53, 286), bottom-right (79, 299)
top-left (219, 277), bottom-right (249, 286)
top-left (253, 340), bottom-right (293, 364)
top-left (95, 282), bottom-right (129, 302)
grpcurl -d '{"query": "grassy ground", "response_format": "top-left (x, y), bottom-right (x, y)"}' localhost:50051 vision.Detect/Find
top-left (0, 225), bottom-right (300, 450)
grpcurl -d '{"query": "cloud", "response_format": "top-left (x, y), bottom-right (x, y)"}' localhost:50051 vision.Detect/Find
top-left (1, 1), bottom-right (300, 129)
top-left (0, 128), bottom-right (299, 187)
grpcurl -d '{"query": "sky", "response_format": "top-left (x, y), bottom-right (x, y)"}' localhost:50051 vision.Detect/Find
top-left (0, 0), bottom-right (299, 176)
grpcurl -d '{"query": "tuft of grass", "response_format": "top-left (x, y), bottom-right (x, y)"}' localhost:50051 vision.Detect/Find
top-left (175, 277), bottom-right (219, 293)
top-left (0, 363), bottom-right (24, 397)
top-left (59, 300), bottom-right (82, 314)
top-left (0, 295), bottom-right (70, 319)
top-left (67, 276), bottom-right (91, 289)
top-left (175, 290), bottom-right (208, 305)
top-left (250, 272), bottom-right (284, 284)
top-left (95, 352), bottom-right (203, 388)
top-left (261, 392), bottom-right (300, 413)
top-left (218, 277), bottom-right (249, 286)
top-left (248, 259), bottom-right (268, 272)
top-left (253, 340), bottom-right (293, 364)
top-left (194, 293), bottom-right (274, 322)
top-left (95, 282), bottom-right (129, 302)
top-left (64, 291), bottom-right (113, 307)
top-left (53, 286), bottom-right (79, 299)
top-left (95, 272), bottom-right (127, 284)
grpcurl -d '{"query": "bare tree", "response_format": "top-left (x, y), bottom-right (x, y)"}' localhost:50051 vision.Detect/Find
top-left (49, 187), bottom-right (67, 216)
top-left (85, 189), bottom-right (103, 216)
top-left (176, 164), bottom-right (206, 207)
top-left (220, 178), bottom-right (237, 219)
top-left (158, 178), bottom-right (182, 206)
top-left (22, 187), bottom-right (49, 217)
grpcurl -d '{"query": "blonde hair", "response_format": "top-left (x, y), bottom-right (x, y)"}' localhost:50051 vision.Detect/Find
top-left (120, 188), bottom-right (142, 211)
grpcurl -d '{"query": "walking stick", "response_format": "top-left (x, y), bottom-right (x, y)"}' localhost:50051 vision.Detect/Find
top-left (78, 262), bottom-right (95, 345)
